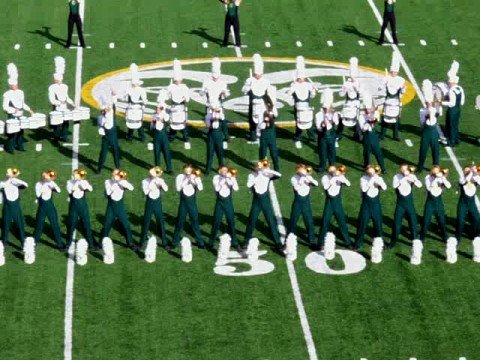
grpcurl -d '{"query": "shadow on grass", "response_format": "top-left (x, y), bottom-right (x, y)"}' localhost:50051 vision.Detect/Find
top-left (184, 27), bottom-right (223, 46)
top-left (340, 25), bottom-right (378, 44)
top-left (27, 26), bottom-right (67, 47)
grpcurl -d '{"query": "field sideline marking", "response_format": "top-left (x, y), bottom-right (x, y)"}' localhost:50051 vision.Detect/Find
top-left (269, 184), bottom-right (318, 360)
top-left (366, 0), bottom-right (480, 212)
top-left (63, 0), bottom-right (86, 359)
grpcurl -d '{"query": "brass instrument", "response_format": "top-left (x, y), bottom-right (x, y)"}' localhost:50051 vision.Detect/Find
top-left (374, 165), bottom-right (382, 174)
top-left (7, 168), bottom-right (20, 177)
top-left (119, 170), bottom-right (128, 179)
top-left (47, 169), bottom-right (57, 180)
top-left (441, 168), bottom-right (449, 176)
top-left (193, 168), bottom-right (202, 177)
top-left (408, 166), bottom-right (416, 174)
top-left (306, 166), bottom-right (313, 175)
top-left (337, 165), bottom-right (347, 175)
top-left (261, 158), bottom-right (270, 169)
top-left (228, 168), bottom-right (238, 177)
top-left (154, 167), bottom-right (163, 176)
top-left (74, 168), bottom-right (87, 179)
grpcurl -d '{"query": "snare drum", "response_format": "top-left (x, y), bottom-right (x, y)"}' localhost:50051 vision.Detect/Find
top-left (29, 113), bottom-right (47, 129)
top-left (19, 116), bottom-right (30, 130)
top-left (342, 105), bottom-right (359, 127)
top-left (383, 104), bottom-right (401, 123)
top-left (170, 105), bottom-right (187, 130)
top-left (72, 107), bottom-right (90, 121)
top-left (63, 110), bottom-right (73, 121)
top-left (0, 120), bottom-right (5, 135)
top-left (6, 119), bottom-right (21, 134)
top-left (296, 107), bottom-right (314, 130)
top-left (125, 106), bottom-right (143, 129)
top-left (49, 111), bottom-right (64, 126)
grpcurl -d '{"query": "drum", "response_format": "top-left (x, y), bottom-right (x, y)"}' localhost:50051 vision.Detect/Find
top-left (29, 113), bottom-right (47, 129)
top-left (252, 102), bottom-right (265, 125)
top-left (296, 107), bottom-right (314, 130)
top-left (63, 110), bottom-right (73, 121)
top-left (72, 107), bottom-right (90, 121)
top-left (19, 116), bottom-right (30, 130)
top-left (6, 119), bottom-right (21, 134)
top-left (49, 111), bottom-right (64, 126)
top-left (170, 105), bottom-right (187, 130)
top-left (125, 106), bottom-right (143, 129)
top-left (383, 104), bottom-right (401, 123)
top-left (0, 120), bottom-right (4, 135)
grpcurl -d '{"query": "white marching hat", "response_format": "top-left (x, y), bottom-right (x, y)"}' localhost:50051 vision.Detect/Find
top-left (422, 79), bottom-right (434, 103)
top-left (349, 57), bottom-right (359, 78)
top-left (53, 56), bottom-right (66, 82)
top-left (212, 57), bottom-right (221, 78)
top-left (321, 88), bottom-right (334, 108)
top-left (253, 53), bottom-right (264, 75)
top-left (130, 63), bottom-right (143, 85)
top-left (362, 91), bottom-right (374, 109)
top-left (173, 59), bottom-right (182, 81)
top-left (7, 63), bottom-right (18, 86)
top-left (447, 60), bottom-right (459, 83)
top-left (296, 56), bottom-right (306, 79)
top-left (390, 51), bottom-right (401, 72)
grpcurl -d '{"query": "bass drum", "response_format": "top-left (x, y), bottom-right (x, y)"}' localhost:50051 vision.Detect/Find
top-left (125, 106), bottom-right (143, 129)
top-left (383, 104), bottom-right (401, 123)
top-left (29, 113), bottom-right (47, 129)
top-left (341, 105), bottom-right (359, 127)
top-left (49, 111), bottom-right (64, 126)
top-left (6, 119), bottom-right (21, 134)
top-left (170, 105), bottom-right (187, 130)
top-left (296, 107), bottom-right (313, 130)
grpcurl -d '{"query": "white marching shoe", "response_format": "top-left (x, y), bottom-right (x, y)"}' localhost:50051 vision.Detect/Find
top-left (181, 237), bottom-right (192, 263)
top-left (410, 239), bottom-right (423, 265)
top-left (102, 237), bottom-right (115, 265)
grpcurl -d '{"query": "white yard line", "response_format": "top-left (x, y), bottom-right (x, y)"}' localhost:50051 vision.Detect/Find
top-left (269, 184), bottom-right (318, 360)
top-left (64, 1), bottom-right (86, 359)
top-left (366, 0), bottom-right (480, 212)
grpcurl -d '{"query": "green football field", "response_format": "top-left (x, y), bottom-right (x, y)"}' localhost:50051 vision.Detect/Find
top-left (1, 0), bottom-right (480, 359)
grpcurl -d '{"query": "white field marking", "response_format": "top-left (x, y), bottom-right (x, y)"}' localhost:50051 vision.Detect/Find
top-left (327, 40), bottom-right (333, 47)
top-left (296, 41), bottom-right (303, 47)
top-left (14, 44), bottom-right (20, 50)
top-left (62, 143), bottom-right (89, 147)
top-left (147, 142), bottom-right (154, 151)
top-left (405, 139), bottom-right (413, 147)
top-left (140, 42), bottom-right (146, 49)
top-left (45, 43), bottom-right (52, 50)
top-left (420, 39), bottom-right (427, 46)
top-left (269, 183), bottom-right (318, 360)
top-left (35, 144), bottom-right (42, 152)
top-left (358, 40), bottom-right (365, 47)
top-left (366, 0), bottom-right (480, 212)
top-left (202, 42), bottom-right (208, 48)
top-left (265, 41), bottom-right (271, 48)
top-left (64, 1), bottom-right (85, 359)
top-left (109, 42), bottom-right (115, 49)
top-left (451, 39), bottom-right (458, 46)
top-left (441, 157), bottom-right (466, 161)
top-left (171, 42), bottom-right (177, 48)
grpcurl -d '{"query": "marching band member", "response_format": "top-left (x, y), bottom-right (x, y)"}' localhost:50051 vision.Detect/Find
top-left (100, 169), bottom-right (136, 250)
top-left (209, 165), bottom-right (240, 250)
top-left (152, 91), bottom-right (173, 173)
top-left (97, 91), bottom-right (121, 173)
top-left (420, 166), bottom-right (451, 243)
top-left (171, 164), bottom-right (206, 248)
top-left (201, 57), bottom-right (231, 151)
top-left (359, 92), bottom-right (386, 173)
top-left (258, 87), bottom-right (280, 171)
top-left (355, 165), bottom-right (387, 250)
top-left (140, 167), bottom-right (169, 248)
top-left (220, 0), bottom-right (242, 47)
top-left (205, 99), bottom-right (226, 175)
top-left (315, 88), bottom-right (339, 173)
top-left (378, 0), bottom-right (399, 45)
top-left (337, 57), bottom-right (362, 142)
top-left (0, 168), bottom-right (27, 248)
top-left (242, 54), bottom-right (270, 144)
top-left (287, 164), bottom-right (318, 247)
top-left (65, 0), bottom-right (86, 48)
top-left (388, 164), bottom-right (422, 248)
top-left (33, 170), bottom-right (65, 251)
top-left (168, 60), bottom-right (191, 149)
top-left (244, 159), bottom-right (283, 250)
top-left (125, 63), bottom-right (147, 142)
top-left (2, 63), bottom-right (34, 154)
top-left (317, 165), bottom-right (353, 249)
top-left (379, 51), bottom-right (405, 141)
top-left (48, 57), bottom-right (75, 143)
top-left (417, 80), bottom-right (442, 172)
top-left (66, 168), bottom-right (97, 249)
top-left (289, 56), bottom-right (316, 147)
top-left (442, 61), bottom-right (465, 147)
top-left (456, 164), bottom-right (480, 242)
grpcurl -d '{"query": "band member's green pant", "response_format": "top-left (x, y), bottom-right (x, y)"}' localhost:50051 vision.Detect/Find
top-left (98, 127), bottom-right (121, 172)
top-left (34, 199), bottom-right (64, 248)
top-left (379, 117), bottom-right (400, 141)
top-left (209, 195), bottom-right (238, 247)
top-left (417, 124), bottom-right (439, 170)
top-left (248, 100), bottom-right (257, 142)
top-left (288, 193), bottom-right (315, 244)
top-left (336, 122), bottom-right (361, 141)
top-left (172, 194), bottom-right (205, 247)
top-left (318, 194), bottom-right (352, 246)
top-left (362, 130), bottom-right (386, 172)
top-left (245, 192), bottom-right (281, 245)
top-left (222, 119), bottom-right (229, 143)
top-left (100, 198), bottom-right (134, 246)
top-left (420, 194), bottom-right (448, 242)
top-left (445, 108), bottom-right (461, 147)
top-left (294, 126), bottom-right (316, 142)
top-left (317, 129), bottom-right (336, 172)
top-left (52, 124), bottom-right (63, 142)
top-left (5, 118), bottom-right (25, 153)
top-left (456, 193), bottom-right (480, 241)
top-left (153, 128), bottom-right (172, 172)
top-left (61, 121), bottom-right (70, 141)
top-left (206, 128), bottom-right (224, 174)
top-left (168, 127), bottom-right (190, 142)
top-left (390, 193), bottom-right (418, 246)
top-left (66, 197), bottom-right (95, 247)
top-left (355, 194), bottom-right (383, 248)
top-left (140, 197), bottom-right (167, 247)
top-left (127, 126), bottom-right (145, 142)
top-left (259, 127), bottom-right (280, 171)
top-left (1, 199), bottom-right (26, 248)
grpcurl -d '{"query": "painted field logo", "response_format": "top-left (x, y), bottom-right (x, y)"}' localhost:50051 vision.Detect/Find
top-left (82, 57), bottom-right (415, 126)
